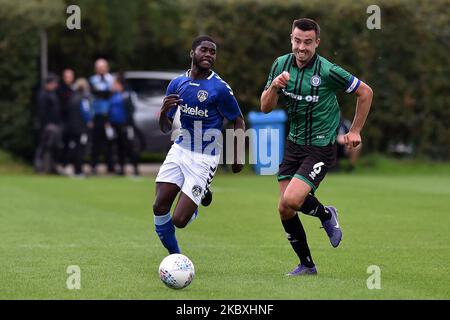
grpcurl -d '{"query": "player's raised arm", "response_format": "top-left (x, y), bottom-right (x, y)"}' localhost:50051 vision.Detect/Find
top-left (159, 94), bottom-right (182, 133)
top-left (260, 71), bottom-right (290, 113)
top-left (231, 115), bottom-right (246, 173)
top-left (343, 81), bottom-right (373, 149)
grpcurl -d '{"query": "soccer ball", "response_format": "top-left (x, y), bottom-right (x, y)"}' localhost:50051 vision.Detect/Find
top-left (159, 254), bottom-right (195, 289)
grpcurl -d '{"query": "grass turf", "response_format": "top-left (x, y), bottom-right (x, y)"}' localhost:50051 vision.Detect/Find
top-left (0, 172), bottom-right (449, 299)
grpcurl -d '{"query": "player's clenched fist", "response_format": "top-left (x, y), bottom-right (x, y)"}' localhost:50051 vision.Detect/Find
top-left (271, 71), bottom-right (290, 89)
top-left (343, 131), bottom-right (361, 149)
top-left (161, 94), bottom-right (183, 114)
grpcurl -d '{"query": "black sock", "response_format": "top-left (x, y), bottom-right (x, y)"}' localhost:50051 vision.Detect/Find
top-left (299, 194), bottom-right (331, 223)
top-left (281, 214), bottom-right (315, 268)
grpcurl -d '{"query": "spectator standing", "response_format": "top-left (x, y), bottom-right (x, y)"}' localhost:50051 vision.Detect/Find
top-left (66, 78), bottom-right (93, 177)
top-left (108, 76), bottom-right (140, 176)
top-left (34, 73), bottom-right (63, 174)
top-left (89, 58), bottom-right (114, 174)
top-left (58, 68), bottom-right (76, 168)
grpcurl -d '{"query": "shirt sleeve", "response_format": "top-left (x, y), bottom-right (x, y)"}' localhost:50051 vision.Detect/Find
top-left (328, 64), bottom-right (361, 93)
top-left (165, 77), bottom-right (179, 96)
top-left (165, 78), bottom-right (179, 120)
top-left (217, 83), bottom-right (242, 121)
top-left (264, 58), bottom-right (280, 91)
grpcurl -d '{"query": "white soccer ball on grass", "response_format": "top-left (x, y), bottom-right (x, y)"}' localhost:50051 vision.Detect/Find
top-left (159, 254), bottom-right (195, 289)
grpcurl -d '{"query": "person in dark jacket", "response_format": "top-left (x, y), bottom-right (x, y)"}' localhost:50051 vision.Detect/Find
top-left (33, 73), bottom-right (63, 174)
top-left (66, 78), bottom-right (93, 176)
top-left (107, 76), bottom-right (140, 176)
top-left (58, 68), bottom-right (76, 168)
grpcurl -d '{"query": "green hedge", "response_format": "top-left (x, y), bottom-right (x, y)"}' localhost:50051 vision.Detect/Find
top-left (0, 0), bottom-right (64, 159)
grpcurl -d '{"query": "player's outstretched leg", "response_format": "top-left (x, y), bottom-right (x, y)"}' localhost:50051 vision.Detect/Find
top-left (154, 212), bottom-right (180, 254)
top-left (281, 212), bottom-right (318, 276)
top-left (153, 182), bottom-right (181, 254)
top-left (280, 180), bottom-right (318, 275)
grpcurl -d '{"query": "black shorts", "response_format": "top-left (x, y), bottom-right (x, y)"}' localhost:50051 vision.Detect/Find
top-left (337, 143), bottom-right (346, 159)
top-left (277, 139), bottom-right (337, 193)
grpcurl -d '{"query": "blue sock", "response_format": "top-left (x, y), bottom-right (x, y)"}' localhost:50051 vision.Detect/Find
top-left (154, 212), bottom-right (180, 254)
top-left (187, 209), bottom-right (199, 225)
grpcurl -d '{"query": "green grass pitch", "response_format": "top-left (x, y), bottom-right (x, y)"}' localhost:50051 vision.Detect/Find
top-left (0, 172), bottom-right (449, 299)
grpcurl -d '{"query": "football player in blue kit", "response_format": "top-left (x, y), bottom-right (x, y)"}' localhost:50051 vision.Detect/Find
top-left (153, 36), bottom-right (246, 254)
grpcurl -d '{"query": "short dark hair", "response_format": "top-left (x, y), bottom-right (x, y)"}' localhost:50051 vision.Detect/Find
top-left (292, 18), bottom-right (320, 39)
top-left (45, 73), bottom-right (59, 84)
top-left (191, 35), bottom-right (216, 50)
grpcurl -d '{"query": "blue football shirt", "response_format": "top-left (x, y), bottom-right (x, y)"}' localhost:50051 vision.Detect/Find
top-left (166, 70), bottom-right (242, 154)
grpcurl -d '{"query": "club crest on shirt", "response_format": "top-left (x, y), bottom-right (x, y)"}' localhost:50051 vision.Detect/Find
top-left (192, 185), bottom-right (203, 197)
top-left (310, 75), bottom-right (321, 87)
top-left (197, 90), bottom-right (208, 102)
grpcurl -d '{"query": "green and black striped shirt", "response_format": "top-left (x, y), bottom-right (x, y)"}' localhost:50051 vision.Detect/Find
top-left (265, 53), bottom-right (360, 146)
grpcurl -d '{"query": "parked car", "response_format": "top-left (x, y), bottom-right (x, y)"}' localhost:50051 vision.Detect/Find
top-left (122, 71), bottom-right (182, 153)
